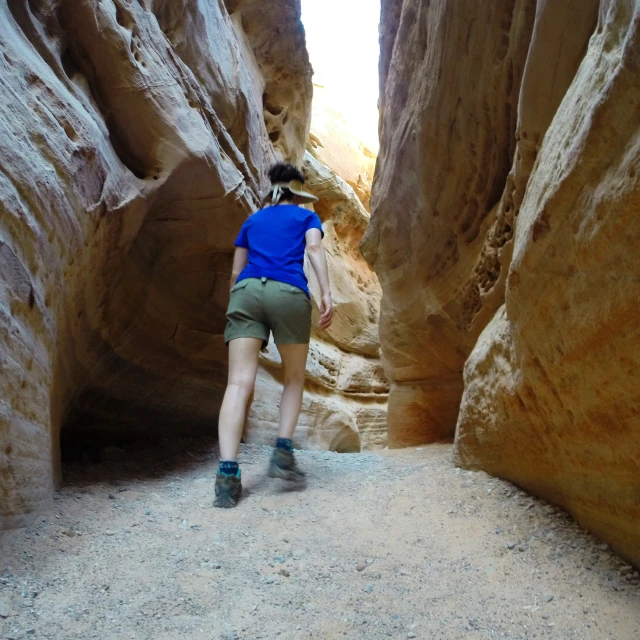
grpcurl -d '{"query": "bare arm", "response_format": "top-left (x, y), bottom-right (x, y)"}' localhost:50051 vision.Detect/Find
top-left (229, 247), bottom-right (248, 292)
top-left (305, 228), bottom-right (333, 329)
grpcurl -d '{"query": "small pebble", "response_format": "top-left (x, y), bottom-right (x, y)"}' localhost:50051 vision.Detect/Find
top-left (542, 594), bottom-right (554, 603)
top-left (356, 563), bottom-right (366, 572)
top-left (364, 584), bottom-right (373, 593)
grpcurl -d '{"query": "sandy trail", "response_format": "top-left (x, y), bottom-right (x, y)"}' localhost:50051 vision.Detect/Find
top-left (1, 439), bottom-right (639, 639)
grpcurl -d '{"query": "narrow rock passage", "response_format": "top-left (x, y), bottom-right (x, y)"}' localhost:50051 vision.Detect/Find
top-left (1, 441), bottom-right (639, 640)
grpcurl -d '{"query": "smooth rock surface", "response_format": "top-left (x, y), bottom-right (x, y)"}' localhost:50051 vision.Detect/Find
top-left (363, 0), bottom-right (600, 446)
top-left (367, 0), bottom-right (639, 565)
top-left (454, 0), bottom-right (640, 567)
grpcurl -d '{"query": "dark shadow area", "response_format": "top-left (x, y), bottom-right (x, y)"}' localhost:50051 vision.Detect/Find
top-left (61, 434), bottom-right (220, 488)
top-left (61, 429), bottom-right (313, 502)
top-left (60, 429), bottom-right (309, 497)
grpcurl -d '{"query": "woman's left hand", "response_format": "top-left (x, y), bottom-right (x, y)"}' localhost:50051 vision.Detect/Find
top-left (318, 292), bottom-right (333, 330)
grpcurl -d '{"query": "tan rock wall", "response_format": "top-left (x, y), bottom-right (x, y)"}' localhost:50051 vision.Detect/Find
top-left (369, 0), bottom-right (639, 563)
top-left (454, 0), bottom-right (640, 566)
top-left (363, 0), bottom-right (599, 446)
top-left (0, 0), bottom-right (312, 530)
top-left (245, 152), bottom-right (388, 452)
top-left (1, 0), bottom-right (386, 530)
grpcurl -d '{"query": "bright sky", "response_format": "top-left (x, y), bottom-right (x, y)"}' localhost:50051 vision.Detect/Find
top-left (301, 0), bottom-right (380, 151)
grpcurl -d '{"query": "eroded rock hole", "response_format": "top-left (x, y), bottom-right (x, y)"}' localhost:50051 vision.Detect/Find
top-left (114, 3), bottom-right (134, 31)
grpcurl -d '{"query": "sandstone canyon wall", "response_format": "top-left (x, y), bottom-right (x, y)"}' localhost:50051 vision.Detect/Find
top-left (245, 81), bottom-right (387, 453)
top-left (245, 149), bottom-right (387, 453)
top-left (0, 0), bottom-right (385, 530)
top-left (366, 0), bottom-right (639, 564)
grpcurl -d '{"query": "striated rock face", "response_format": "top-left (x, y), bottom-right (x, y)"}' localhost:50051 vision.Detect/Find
top-left (454, 1), bottom-right (640, 566)
top-left (245, 150), bottom-right (388, 452)
top-left (363, 0), bottom-right (600, 445)
top-left (1, 0), bottom-right (386, 529)
top-left (368, 0), bottom-right (639, 563)
top-left (0, 0), bottom-right (313, 529)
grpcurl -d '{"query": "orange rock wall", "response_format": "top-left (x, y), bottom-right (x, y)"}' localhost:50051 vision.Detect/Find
top-left (367, 0), bottom-right (640, 564)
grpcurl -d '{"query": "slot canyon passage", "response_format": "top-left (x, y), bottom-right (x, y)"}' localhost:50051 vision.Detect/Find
top-left (0, 0), bottom-right (639, 638)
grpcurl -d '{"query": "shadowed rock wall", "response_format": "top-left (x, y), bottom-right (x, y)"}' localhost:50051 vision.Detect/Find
top-left (0, 0), bottom-right (310, 529)
top-left (366, 0), bottom-right (639, 564)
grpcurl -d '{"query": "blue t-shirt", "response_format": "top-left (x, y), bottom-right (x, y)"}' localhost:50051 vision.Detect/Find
top-left (234, 204), bottom-right (323, 296)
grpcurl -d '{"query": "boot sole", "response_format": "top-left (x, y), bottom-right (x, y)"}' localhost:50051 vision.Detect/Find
top-left (268, 465), bottom-right (305, 481)
top-left (213, 493), bottom-right (239, 508)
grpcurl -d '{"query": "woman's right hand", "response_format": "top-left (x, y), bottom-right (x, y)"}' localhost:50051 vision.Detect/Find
top-left (318, 292), bottom-right (333, 330)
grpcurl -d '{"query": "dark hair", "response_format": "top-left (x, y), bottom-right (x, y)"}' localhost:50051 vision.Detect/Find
top-left (267, 163), bottom-right (304, 203)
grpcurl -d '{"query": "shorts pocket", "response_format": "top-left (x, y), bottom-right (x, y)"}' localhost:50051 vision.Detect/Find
top-left (231, 279), bottom-right (251, 293)
top-left (277, 282), bottom-right (306, 295)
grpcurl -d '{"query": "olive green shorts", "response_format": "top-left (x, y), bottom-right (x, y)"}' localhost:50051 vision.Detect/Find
top-left (225, 277), bottom-right (312, 348)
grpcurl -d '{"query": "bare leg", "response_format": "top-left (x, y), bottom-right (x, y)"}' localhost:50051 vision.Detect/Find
top-left (276, 343), bottom-right (309, 440)
top-left (218, 337), bottom-right (262, 460)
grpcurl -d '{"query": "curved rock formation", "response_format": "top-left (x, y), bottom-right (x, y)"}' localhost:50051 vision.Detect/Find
top-left (0, 0), bottom-right (312, 530)
top-left (454, 1), bottom-right (640, 566)
top-left (245, 149), bottom-right (388, 452)
top-left (367, 0), bottom-right (639, 563)
top-left (1, 0), bottom-right (386, 530)
top-left (362, 0), bottom-right (600, 445)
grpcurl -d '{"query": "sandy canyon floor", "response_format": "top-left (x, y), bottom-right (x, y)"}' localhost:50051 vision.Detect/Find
top-left (1, 440), bottom-right (639, 640)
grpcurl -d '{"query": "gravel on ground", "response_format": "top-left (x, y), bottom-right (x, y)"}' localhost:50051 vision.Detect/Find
top-left (1, 439), bottom-right (639, 639)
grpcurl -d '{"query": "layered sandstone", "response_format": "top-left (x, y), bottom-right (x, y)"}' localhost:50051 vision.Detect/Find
top-left (1, 0), bottom-right (311, 529)
top-left (367, 0), bottom-right (639, 563)
top-left (1, 0), bottom-right (386, 530)
top-left (363, 0), bottom-right (602, 445)
top-left (246, 150), bottom-right (388, 452)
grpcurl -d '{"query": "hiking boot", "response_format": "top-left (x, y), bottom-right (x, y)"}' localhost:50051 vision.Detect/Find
top-left (268, 447), bottom-right (306, 481)
top-left (213, 471), bottom-right (242, 508)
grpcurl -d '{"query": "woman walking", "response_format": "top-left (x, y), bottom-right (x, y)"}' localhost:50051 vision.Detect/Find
top-left (214, 163), bottom-right (333, 508)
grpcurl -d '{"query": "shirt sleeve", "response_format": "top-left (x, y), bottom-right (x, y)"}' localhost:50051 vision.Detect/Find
top-left (234, 220), bottom-right (250, 248)
top-left (306, 212), bottom-right (324, 238)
